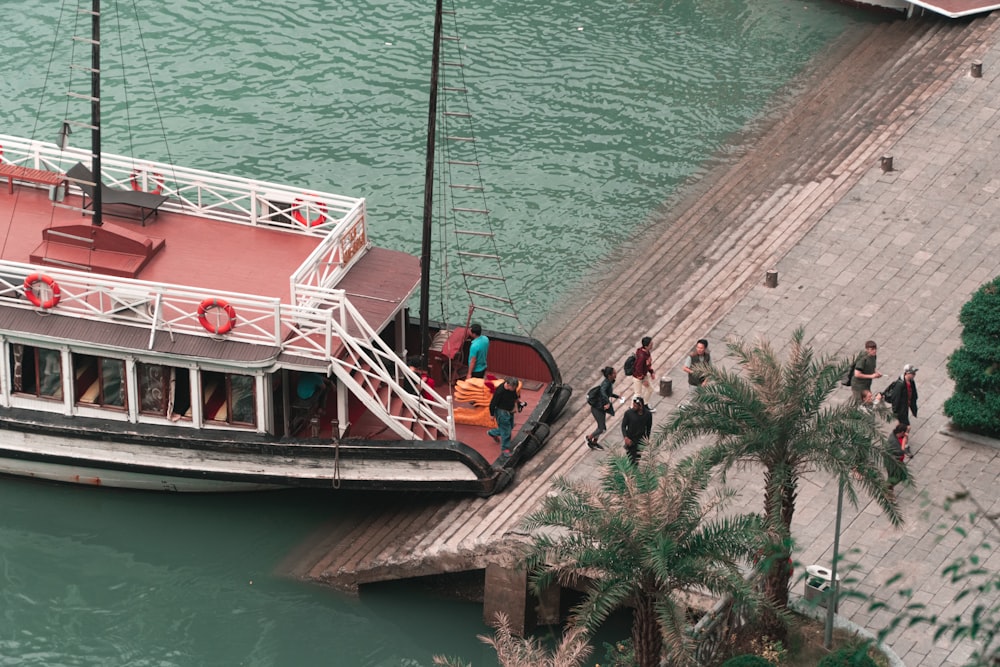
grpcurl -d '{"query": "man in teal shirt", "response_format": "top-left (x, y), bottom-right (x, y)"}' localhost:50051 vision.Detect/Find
top-left (466, 323), bottom-right (490, 379)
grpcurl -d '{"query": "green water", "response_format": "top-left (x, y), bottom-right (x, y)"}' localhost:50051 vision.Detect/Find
top-left (0, 0), bottom-right (878, 664)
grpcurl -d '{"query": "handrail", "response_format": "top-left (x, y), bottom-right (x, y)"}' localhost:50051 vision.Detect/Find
top-left (0, 134), bottom-right (363, 235)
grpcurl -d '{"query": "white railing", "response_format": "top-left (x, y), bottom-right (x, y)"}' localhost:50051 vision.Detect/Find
top-left (0, 134), bottom-right (365, 237)
top-left (0, 135), bottom-right (454, 440)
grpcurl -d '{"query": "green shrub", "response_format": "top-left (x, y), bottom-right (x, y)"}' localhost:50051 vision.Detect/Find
top-left (720, 655), bottom-right (774, 667)
top-left (816, 643), bottom-right (878, 667)
top-left (944, 276), bottom-right (1000, 437)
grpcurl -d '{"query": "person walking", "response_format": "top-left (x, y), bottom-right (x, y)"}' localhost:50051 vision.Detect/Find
top-left (889, 364), bottom-right (919, 428)
top-left (631, 336), bottom-right (656, 411)
top-left (585, 366), bottom-right (620, 450)
top-left (621, 396), bottom-right (652, 465)
top-left (852, 340), bottom-right (883, 402)
top-left (488, 377), bottom-right (519, 456)
top-left (466, 323), bottom-right (490, 379)
top-left (682, 338), bottom-right (711, 392)
top-left (886, 423), bottom-right (911, 496)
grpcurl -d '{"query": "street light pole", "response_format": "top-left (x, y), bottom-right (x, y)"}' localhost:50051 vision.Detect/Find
top-left (824, 477), bottom-right (844, 649)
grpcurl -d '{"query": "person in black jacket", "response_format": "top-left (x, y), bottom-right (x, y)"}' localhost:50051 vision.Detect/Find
top-left (488, 377), bottom-right (519, 455)
top-left (621, 396), bottom-right (652, 465)
top-left (586, 366), bottom-right (619, 451)
top-left (889, 364), bottom-right (919, 428)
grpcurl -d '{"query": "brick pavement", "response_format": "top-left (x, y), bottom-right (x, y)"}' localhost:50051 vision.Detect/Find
top-left (610, 14), bottom-right (1000, 667)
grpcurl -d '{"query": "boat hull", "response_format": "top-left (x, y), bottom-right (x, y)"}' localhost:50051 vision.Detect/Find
top-left (0, 317), bottom-right (569, 495)
top-left (0, 456), bottom-right (283, 492)
top-left (0, 410), bottom-right (503, 494)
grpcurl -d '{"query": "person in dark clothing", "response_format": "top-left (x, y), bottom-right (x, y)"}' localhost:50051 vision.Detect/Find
top-left (488, 377), bottom-right (519, 455)
top-left (890, 364), bottom-right (919, 428)
top-left (586, 366), bottom-right (620, 450)
top-left (886, 423), bottom-right (910, 493)
top-left (621, 396), bottom-right (653, 465)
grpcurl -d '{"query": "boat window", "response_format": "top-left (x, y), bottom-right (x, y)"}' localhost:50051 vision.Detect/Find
top-left (9, 344), bottom-right (63, 400)
top-left (202, 370), bottom-right (256, 427)
top-left (136, 363), bottom-right (190, 419)
top-left (72, 353), bottom-right (126, 409)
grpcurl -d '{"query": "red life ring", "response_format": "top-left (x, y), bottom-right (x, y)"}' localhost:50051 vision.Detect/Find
top-left (291, 197), bottom-right (328, 227)
top-left (130, 169), bottom-right (164, 195)
top-left (23, 273), bottom-right (62, 309)
top-left (197, 298), bottom-right (237, 335)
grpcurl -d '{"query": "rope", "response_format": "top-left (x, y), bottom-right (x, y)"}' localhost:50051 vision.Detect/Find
top-left (434, 0), bottom-right (526, 334)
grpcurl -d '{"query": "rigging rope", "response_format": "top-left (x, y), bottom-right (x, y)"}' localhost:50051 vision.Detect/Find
top-left (435, 0), bottom-right (527, 334)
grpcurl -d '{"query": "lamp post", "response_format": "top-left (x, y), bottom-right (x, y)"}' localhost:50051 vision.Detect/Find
top-left (823, 476), bottom-right (845, 649)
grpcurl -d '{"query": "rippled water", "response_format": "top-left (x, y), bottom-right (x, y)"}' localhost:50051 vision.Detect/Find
top-left (3, 0), bottom-right (876, 330)
top-left (0, 0), bottom-right (875, 664)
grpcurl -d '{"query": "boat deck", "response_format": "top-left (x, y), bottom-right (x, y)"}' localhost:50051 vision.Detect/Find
top-left (344, 378), bottom-right (549, 462)
top-left (911, 0), bottom-right (1000, 18)
top-left (0, 181), bottom-right (420, 349)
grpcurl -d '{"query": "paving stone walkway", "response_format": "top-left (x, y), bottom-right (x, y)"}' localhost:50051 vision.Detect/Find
top-left (552, 12), bottom-right (1000, 667)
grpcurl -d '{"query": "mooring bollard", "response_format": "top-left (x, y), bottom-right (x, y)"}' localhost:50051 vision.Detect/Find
top-left (765, 270), bottom-right (778, 288)
top-left (880, 155), bottom-right (893, 172)
top-left (659, 377), bottom-right (672, 397)
top-left (972, 60), bottom-right (983, 78)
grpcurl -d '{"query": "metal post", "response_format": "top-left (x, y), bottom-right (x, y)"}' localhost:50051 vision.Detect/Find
top-left (824, 478), bottom-right (844, 649)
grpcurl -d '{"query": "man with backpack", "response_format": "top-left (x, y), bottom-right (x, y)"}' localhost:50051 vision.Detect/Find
top-left (887, 364), bottom-right (919, 428)
top-left (630, 336), bottom-right (656, 412)
top-left (851, 340), bottom-right (883, 402)
top-left (585, 366), bottom-right (620, 451)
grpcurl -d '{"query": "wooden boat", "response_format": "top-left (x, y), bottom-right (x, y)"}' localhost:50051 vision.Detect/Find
top-left (0, 1), bottom-right (570, 495)
top-left (835, 0), bottom-right (909, 13)
top-left (832, 0), bottom-right (1000, 18)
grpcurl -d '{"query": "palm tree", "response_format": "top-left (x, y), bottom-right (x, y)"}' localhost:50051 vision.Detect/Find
top-left (666, 328), bottom-right (903, 636)
top-left (433, 612), bottom-right (593, 667)
top-left (522, 451), bottom-right (766, 667)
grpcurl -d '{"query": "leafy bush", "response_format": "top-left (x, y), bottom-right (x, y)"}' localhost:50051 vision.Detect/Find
top-left (944, 276), bottom-right (1000, 437)
top-left (720, 654), bottom-right (774, 667)
top-left (816, 643), bottom-right (878, 667)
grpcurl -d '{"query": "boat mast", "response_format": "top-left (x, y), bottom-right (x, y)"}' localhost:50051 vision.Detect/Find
top-left (418, 0), bottom-right (444, 367)
top-left (90, 0), bottom-right (103, 227)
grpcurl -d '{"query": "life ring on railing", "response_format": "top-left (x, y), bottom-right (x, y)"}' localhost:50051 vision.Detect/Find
top-left (23, 273), bottom-right (62, 309)
top-left (130, 169), bottom-right (164, 195)
top-left (291, 197), bottom-right (328, 227)
top-left (197, 298), bottom-right (237, 335)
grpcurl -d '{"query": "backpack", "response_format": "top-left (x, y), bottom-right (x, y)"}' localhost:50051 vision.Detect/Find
top-left (842, 354), bottom-right (863, 387)
top-left (623, 353), bottom-right (636, 377)
top-left (882, 379), bottom-right (900, 403)
top-left (587, 385), bottom-right (602, 407)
